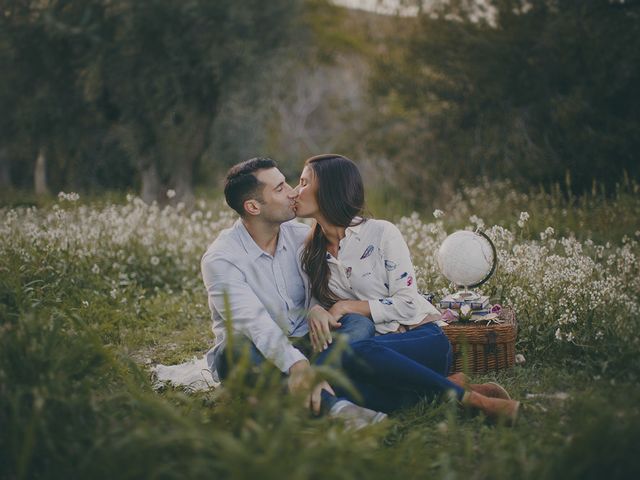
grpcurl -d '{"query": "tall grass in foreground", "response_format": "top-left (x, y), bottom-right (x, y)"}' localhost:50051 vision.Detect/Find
top-left (1, 183), bottom-right (640, 478)
top-left (2, 310), bottom-right (639, 479)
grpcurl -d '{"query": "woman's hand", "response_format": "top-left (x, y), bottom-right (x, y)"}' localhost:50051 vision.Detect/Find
top-left (329, 300), bottom-right (372, 321)
top-left (328, 300), bottom-right (350, 320)
top-left (393, 324), bottom-right (408, 334)
top-left (308, 305), bottom-right (341, 352)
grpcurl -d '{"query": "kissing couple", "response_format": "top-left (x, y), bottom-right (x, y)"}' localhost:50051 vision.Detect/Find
top-left (202, 154), bottom-right (519, 429)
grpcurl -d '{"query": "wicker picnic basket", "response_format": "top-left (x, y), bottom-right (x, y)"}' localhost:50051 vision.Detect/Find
top-left (442, 307), bottom-right (517, 374)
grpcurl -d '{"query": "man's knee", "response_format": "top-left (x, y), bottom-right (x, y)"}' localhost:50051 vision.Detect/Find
top-left (338, 313), bottom-right (375, 342)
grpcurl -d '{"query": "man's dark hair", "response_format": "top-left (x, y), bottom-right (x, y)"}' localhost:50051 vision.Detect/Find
top-left (224, 157), bottom-right (277, 216)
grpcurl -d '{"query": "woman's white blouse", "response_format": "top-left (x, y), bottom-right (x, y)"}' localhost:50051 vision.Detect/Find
top-left (325, 218), bottom-right (439, 334)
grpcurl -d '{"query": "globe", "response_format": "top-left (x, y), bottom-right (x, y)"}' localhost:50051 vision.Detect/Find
top-left (437, 230), bottom-right (497, 297)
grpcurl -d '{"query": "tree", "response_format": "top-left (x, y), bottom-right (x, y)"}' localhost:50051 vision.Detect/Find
top-left (83, 0), bottom-right (302, 204)
top-left (0, 0), bottom-right (304, 201)
top-left (0, 1), bottom-right (100, 193)
top-left (370, 0), bottom-right (640, 204)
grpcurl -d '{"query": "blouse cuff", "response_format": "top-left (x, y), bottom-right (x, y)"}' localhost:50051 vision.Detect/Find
top-left (368, 299), bottom-right (387, 324)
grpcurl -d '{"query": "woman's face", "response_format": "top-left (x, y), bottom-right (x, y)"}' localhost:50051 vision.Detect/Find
top-left (292, 165), bottom-right (320, 218)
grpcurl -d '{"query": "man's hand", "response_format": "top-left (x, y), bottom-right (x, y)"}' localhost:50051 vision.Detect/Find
top-left (288, 359), bottom-right (336, 414)
top-left (308, 381), bottom-right (335, 415)
top-left (308, 305), bottom-right (341, 352)
top-left (287, 359), bottom-right (312, 395)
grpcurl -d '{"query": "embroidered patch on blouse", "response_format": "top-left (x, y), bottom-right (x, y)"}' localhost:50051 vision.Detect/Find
top-left (384, 260), bottom-right (397, 271)
top-left (379, 298), bottom-right (393, 305)
top-left (407, 276), bottom-right (413, 286)
top-left (360, 244), bottom-right (374, 259)
top-left (398, 272), bottom-right (408, 280)
top-left (345, 266), bottom-right (352, 278)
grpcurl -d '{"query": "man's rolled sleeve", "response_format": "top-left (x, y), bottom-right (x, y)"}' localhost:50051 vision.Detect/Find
top-left (202, 255), bottom-right (306, 373)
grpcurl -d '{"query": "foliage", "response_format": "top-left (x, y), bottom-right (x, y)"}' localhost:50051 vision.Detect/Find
top-left (370, 0), bottom-right (640, 205)
top-left (0, 1), bottom-right (103, 189)
top-left (0, 0), bottom-right (304, 200)
top-left (1, 187), bottom-right (640, 478)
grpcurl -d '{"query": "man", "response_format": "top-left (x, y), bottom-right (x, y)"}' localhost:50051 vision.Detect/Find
top-left (201, 157), bottom-right (384, 426)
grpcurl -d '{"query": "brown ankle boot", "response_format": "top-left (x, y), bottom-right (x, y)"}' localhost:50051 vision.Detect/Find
top-left (447, 372), bottom-right (469, 388)
top-left (469, 382), bottom-right (511, 400)
top-left (448, 374), bottom-right (511, 400)
top-left (462, 391), bottom-right (520, 426)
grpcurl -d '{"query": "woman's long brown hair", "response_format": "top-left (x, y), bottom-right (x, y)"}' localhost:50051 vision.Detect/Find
top-left (300, 154), bottom-right (365, 308)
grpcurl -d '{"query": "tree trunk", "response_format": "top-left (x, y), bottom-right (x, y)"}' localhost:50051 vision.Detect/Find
top-left (34, 146), bottom-right (49, 195)
top-left (140, 160), bottom-right (161, 204)
top-left (172, 159), bottom-right (195, 208)
top-left (169, 118), bottom-right (208, 208)
top-left (0, 148), bottom-right (10, 189)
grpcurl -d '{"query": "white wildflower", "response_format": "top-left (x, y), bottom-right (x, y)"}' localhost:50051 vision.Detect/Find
top-left (469, 215), bottom-right (485, 229)
top-left (517, 211), bottom-right (530, 228)
top-left (110, 288), bottom-right (118, 299)
top-left (540, 226), bottom-right (555, 241)
top-left (166, 189), bottom-right (176, 199)
top-left (91, 264), bottom-right (100, 274)
top-left (433, 209), bottom-right (444, 219)
top-left (150, 256), bottom-right (160, 266)
top-left (57, 191), bottom-right (80, 202)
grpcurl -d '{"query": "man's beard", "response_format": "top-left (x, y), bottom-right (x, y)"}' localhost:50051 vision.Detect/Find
top-left (263, 207), bottom-right (296, 224)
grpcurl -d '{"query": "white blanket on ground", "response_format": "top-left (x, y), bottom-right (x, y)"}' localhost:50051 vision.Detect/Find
top-left (151, 356), bottom-right (219, 391)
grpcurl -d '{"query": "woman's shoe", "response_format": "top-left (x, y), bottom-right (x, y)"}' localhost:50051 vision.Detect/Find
top-left (470, 382), bottom-right (511, 400)
top-left (462, 391), bottom-right (519, 426)
top-left (448, 372), bottom-right (469, 387)
top-left (448, 373), bottom-right (511, 400)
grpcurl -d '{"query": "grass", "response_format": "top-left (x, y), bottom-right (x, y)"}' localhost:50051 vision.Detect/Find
top-left (1, 183), bottom-right (640, 479)
top-left (366, 177), bottom-right (640, 244)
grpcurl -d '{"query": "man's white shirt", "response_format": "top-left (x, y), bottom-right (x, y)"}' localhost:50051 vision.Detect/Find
top-left (201, 219), bottom-right (311, 380)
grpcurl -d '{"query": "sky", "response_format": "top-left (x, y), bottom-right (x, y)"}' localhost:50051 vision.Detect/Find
top-left (331, 0), bottom-right (424, 16)
top-left (331, 1), bottom-right (492, 20)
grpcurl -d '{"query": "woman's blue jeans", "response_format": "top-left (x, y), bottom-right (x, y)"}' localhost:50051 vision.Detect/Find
top-left (215, 313), bottom-right (464, 414)
top-left (329, 318), bottom-right (465, 413)
top-left (213, 313), bottom-right (375, 383)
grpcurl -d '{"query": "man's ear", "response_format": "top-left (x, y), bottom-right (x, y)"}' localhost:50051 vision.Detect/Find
top-left (243, 199), bottom-right (261, 216)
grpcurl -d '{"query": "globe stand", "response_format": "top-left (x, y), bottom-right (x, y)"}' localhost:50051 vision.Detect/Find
top-left (451, 288), bottom-right (481, 302)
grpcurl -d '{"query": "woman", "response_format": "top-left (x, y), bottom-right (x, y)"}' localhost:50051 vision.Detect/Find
top-left (293, 154), bottom-right (519, 423)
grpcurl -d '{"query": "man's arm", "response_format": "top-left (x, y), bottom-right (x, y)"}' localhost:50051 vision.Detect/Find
top-left (202, 254), bottom-right (307, 373)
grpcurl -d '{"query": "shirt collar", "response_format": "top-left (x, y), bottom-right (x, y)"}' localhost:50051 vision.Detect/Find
top-left (236, 219), bottom-right (286, 260)
top-left (344, 217), bottom-right (365, 239)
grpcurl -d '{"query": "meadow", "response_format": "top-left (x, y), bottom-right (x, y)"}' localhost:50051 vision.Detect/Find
top-left (1, 180), bottom-right (639, 479)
